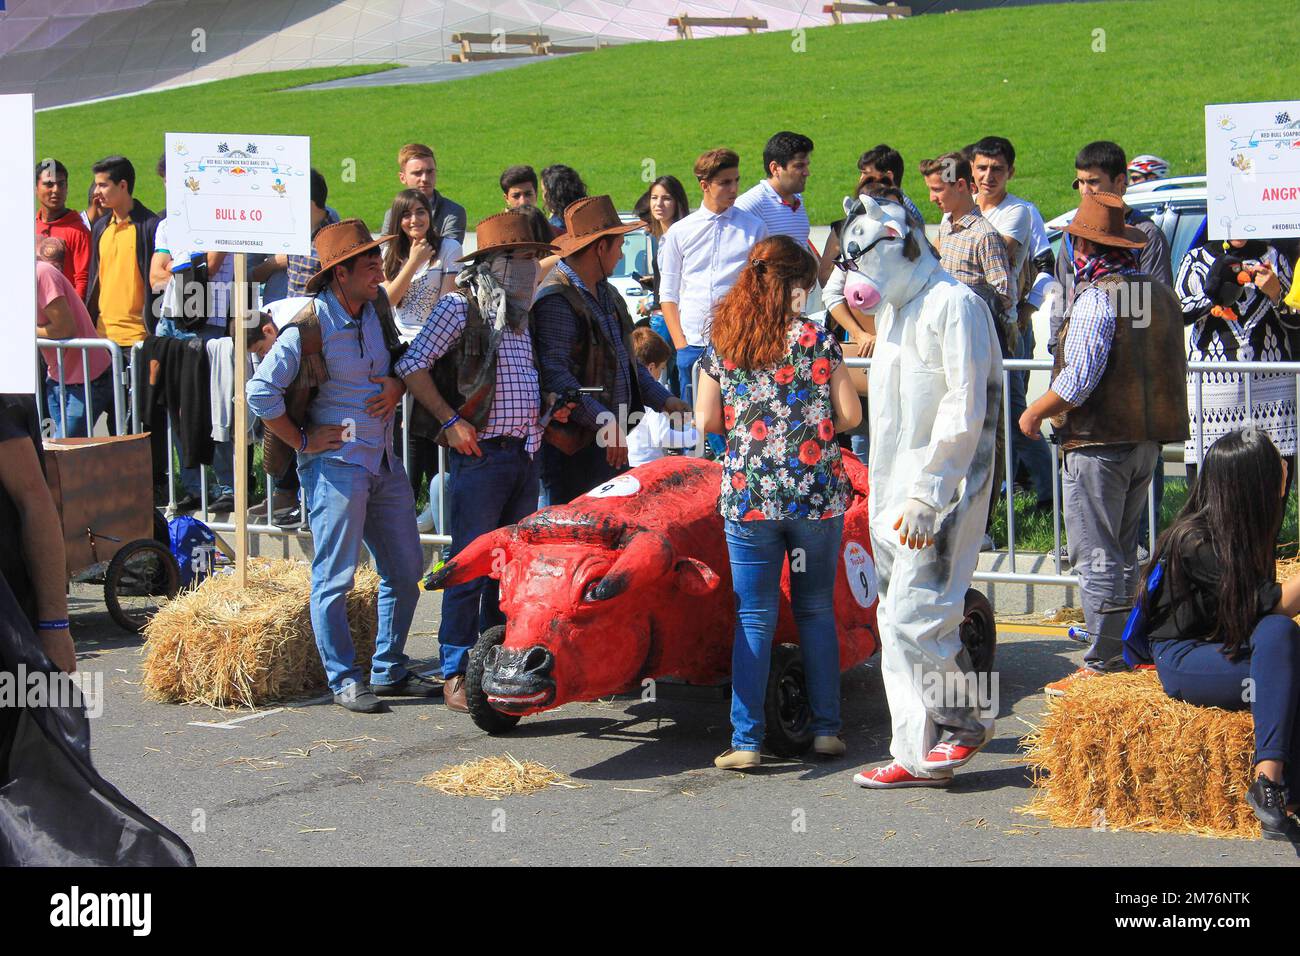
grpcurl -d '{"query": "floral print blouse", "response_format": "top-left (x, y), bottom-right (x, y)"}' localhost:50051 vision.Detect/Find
top-left (700, 320), bottom-right (850, 521)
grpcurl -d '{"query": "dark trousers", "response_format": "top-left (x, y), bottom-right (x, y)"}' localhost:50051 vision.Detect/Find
top-left (539, 440), bottom-right (623, 507)
top-left (1154, 615), bottom-right (1300, 792)
top-left (438, 439), bottom-right (540, 677)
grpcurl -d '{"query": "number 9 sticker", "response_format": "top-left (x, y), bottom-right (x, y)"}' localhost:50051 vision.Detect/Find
top-left (584, 475), bottom-right (642, 499)
top-left (843, 541), bottom-right (877, 608)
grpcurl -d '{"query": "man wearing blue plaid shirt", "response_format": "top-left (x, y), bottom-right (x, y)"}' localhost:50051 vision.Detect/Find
top-left (1019, 193), bottom-right (1188, 692)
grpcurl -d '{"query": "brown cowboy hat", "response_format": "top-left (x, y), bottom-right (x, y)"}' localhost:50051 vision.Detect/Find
top-left (1063, 192), bottom-right (1148, 249)
top-left (305, 218), bottom-right (394, 293)
top-left (456, 210), bottom-right (557, 263)
top-left (553, 195), bottom-right (642, 257)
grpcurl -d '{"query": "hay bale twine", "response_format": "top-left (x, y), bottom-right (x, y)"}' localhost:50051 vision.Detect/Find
top-left (142, 558), bottom-right (379, 708)
top-left (1022, 670), bottom-right (1259, 839)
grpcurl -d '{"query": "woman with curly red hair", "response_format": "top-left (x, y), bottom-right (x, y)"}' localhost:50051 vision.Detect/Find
top-left (694, 235), bottom-right (862, 770)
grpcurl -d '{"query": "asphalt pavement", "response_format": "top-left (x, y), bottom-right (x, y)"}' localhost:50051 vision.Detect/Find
top-left (65, 586), bottom-right (1298, 867)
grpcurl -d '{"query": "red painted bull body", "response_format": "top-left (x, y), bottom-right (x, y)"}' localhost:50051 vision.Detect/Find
top-left (426, 454), bottom-right (880, 718)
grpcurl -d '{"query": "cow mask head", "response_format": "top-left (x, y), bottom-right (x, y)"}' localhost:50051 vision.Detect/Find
top-left (838, 195), bottom-right (934, 314)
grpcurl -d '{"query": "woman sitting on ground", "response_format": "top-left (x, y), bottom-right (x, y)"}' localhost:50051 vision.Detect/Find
top-left (1141, 427), bottom-right (1300, 841)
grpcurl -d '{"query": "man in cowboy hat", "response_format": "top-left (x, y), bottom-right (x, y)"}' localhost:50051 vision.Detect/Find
top-left (532, 195), bottom-right (692, 505)
top-left (248, 218), bottom-right (436, 714)
top-left (1018, 192), bottom-right (1188, 691)
top-left (395, 209), bottom-right (570, 711)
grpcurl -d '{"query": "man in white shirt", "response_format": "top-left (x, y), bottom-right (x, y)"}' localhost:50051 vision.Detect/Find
top-left (734, 131), bottom-right (813, 247)
top-left (967, 135), bottom-right (1055, 512)
top-left (659, 147), bottom-right (769, 405)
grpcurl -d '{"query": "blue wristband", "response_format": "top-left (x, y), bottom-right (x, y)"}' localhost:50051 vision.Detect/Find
top-left (443, 413), bottom-right (461, 429)
top-left (299, 429), bottom-right (309, 453)
top-left (38, 619), bottom-right (70, 631)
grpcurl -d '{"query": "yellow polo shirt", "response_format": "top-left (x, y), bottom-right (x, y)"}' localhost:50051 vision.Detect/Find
top-left (96, 217), bottom-right (146, 346)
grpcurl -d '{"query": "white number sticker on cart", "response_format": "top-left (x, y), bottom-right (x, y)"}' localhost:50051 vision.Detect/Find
top-left (585, 475), bottom-right (642, 499)
top-left (843, 541), bottom-right (878, 608)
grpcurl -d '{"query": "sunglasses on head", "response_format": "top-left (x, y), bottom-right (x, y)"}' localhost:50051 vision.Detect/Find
top-left (833, 233), bottom-right (901, 272)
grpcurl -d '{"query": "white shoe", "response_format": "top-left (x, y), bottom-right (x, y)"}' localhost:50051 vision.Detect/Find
top-left (813, 735), bottom-right (846, 758)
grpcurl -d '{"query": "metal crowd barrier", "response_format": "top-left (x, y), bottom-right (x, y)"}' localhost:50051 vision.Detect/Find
top-left (120, 334), bottom-right (1300, 590)
top-left (127, 341), bottom-right (451, 550)
top-left (844, 355), bottom-right (1300, 588)
top-left (35, 337), bottom-right (128, 437)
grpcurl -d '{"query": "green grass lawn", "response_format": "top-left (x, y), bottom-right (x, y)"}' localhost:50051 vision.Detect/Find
top-left (991, 478), bottom-right (1300, 559)
top-left (36, 0), bottom-right (1294, 231)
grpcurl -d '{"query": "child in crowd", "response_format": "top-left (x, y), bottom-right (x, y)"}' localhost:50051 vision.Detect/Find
top-left (628, 327), bottom-right (699, 467)
top-left (1142, 427), bottom-right (1300, 841)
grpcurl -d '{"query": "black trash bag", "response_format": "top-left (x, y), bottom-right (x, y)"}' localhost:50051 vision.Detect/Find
top-left (0, 573), bottom-right (195, 866)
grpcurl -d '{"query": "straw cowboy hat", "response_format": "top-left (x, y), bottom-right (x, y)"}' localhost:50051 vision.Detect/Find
top-left (1063, 192), bottom-right (1148, 249)
top-left (456, 210), bottom-right (557, 264)
top-left (553, 195), bottom-right (642, 257)
top-left (305, 218), bottom-right (394, 293)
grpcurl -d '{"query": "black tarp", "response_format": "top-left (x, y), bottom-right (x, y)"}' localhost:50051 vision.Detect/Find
top-left (0, 573), bottom-right (195, 866)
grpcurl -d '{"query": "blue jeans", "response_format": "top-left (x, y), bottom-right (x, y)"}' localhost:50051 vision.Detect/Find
top-left (45, 369), bottom-right (115, 438)
top-left (675, 343), bottom-right (725, 455)
top-left (649, 313), bottom-right (680, 396)
top-left (1155, 615), bottom-right (1300, 792)
top-left (299, 453), bottom-right (423, 692)
top-left (724, 515), bottom-right (845, 750)
top-left (1008, 324), bottom-right (1053, 504)
top-left (439, 438), bottom-right (540, 677)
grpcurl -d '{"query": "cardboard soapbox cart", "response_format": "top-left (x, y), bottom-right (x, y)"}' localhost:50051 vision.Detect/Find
top-left (45, 434), bottom-right (180, 632)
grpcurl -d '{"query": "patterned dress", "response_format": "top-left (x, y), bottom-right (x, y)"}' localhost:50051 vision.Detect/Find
top-left (1176, 244), bottom-right (1297, 463)
top-left (700, 321), bottom-right (850, 521)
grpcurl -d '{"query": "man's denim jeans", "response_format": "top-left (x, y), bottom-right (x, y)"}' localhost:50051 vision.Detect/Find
top-left (439, 439), bottom-right (540, 677)
top-left (1008, 324), bottom-right (1053, 504)
top-left (300, 453), bottom-right (423, 692)
top-left (45, 369), bottom-right (115, 438)
top-left (723, 514), bottom-right (845, 751)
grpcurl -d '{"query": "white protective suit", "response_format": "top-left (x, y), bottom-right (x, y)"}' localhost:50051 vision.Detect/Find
top-left (840, 196), bottom-right (1002, 778)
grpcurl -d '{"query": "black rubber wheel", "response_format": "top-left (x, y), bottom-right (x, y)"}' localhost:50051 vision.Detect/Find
top-left (104, 538), bottom-right (179, 633)
top-left (466, 625), bottom-right (522, 734)
top-left (961, 589), bottom-right (997, 675)
top-left (763, 643), bottom-right (815, 758)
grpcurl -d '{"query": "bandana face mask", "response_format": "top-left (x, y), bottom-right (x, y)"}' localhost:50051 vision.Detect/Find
top-left (459, 252), bottom-right (539, 332)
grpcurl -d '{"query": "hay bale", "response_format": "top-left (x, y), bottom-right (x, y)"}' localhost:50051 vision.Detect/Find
top-left (417, 754), bottom-right (581, 799)
top-left (1022, 670), bottom-right (1259, 839)
top-left (141, 558), bottom-right (379, 708)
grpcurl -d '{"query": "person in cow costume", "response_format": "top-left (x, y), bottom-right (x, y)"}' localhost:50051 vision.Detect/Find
top-left (837, 187), bottom-right (1003, 789)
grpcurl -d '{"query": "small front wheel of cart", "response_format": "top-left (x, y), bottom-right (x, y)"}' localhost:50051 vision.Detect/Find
top-left (466, 625), bottom-right (522, 735)
top-left (104, 538), bottom-right (179, 633)
top-left (961, 589), bottom-right (997, 676)
top-left (763, 643), bottom-right (815, 758)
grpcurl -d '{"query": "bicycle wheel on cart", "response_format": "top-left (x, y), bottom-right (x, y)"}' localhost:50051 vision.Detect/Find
top-left (104, 538), bottom-right (180, 633)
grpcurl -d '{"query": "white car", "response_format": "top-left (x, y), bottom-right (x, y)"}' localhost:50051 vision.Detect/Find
top-left (609, 215), bottom-right (654, 318)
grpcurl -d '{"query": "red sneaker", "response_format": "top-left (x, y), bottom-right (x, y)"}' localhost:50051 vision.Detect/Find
top-left (853, 760), bottom-right (952, 789)
top-left (919, 738), bottom-right (988, 772)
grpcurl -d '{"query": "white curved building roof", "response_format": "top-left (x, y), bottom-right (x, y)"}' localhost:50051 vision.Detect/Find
top-left (3, 0), bottom-right (894, 109)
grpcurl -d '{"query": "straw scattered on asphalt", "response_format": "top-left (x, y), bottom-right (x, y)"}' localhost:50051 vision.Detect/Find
top-left (417, 753), bottom-right (587, 799)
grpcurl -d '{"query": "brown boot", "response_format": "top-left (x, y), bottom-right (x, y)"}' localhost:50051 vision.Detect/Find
top-left (443, 674), bottom-right (468, 713)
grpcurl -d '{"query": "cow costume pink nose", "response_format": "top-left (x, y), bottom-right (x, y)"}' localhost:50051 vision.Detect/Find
top-left (844, 276), bottom-right (882, 311)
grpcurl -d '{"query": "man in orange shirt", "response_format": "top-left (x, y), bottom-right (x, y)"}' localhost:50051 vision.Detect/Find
top-left (34, 159), bottom-right (91, 299)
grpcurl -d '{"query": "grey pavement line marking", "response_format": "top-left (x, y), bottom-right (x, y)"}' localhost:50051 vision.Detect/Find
top-left (188, 707), bottom-right (285, 730)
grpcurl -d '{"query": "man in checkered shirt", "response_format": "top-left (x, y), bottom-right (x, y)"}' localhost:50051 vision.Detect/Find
top-left (396, 210), bottom-right (568, 712)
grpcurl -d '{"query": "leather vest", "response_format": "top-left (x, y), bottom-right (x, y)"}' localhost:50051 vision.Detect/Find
top-left (1051, 274), bottom-right (1190, 451)
top-left (262, 288), bottom-right (404, 478)
top-left (412, 293), bottom-right (508, 447)
top-left (531, 267), bottom-right (643, 453)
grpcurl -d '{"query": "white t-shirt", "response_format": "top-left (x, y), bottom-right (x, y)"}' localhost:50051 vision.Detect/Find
top-left (979, 194), bottom-right (1035, 298)
top-left (155, 218), bottom-right (234, 328)
top-left (391, 236), bottom-right (464, 342)
top-left (627, 408), bottom-right (700, 467)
